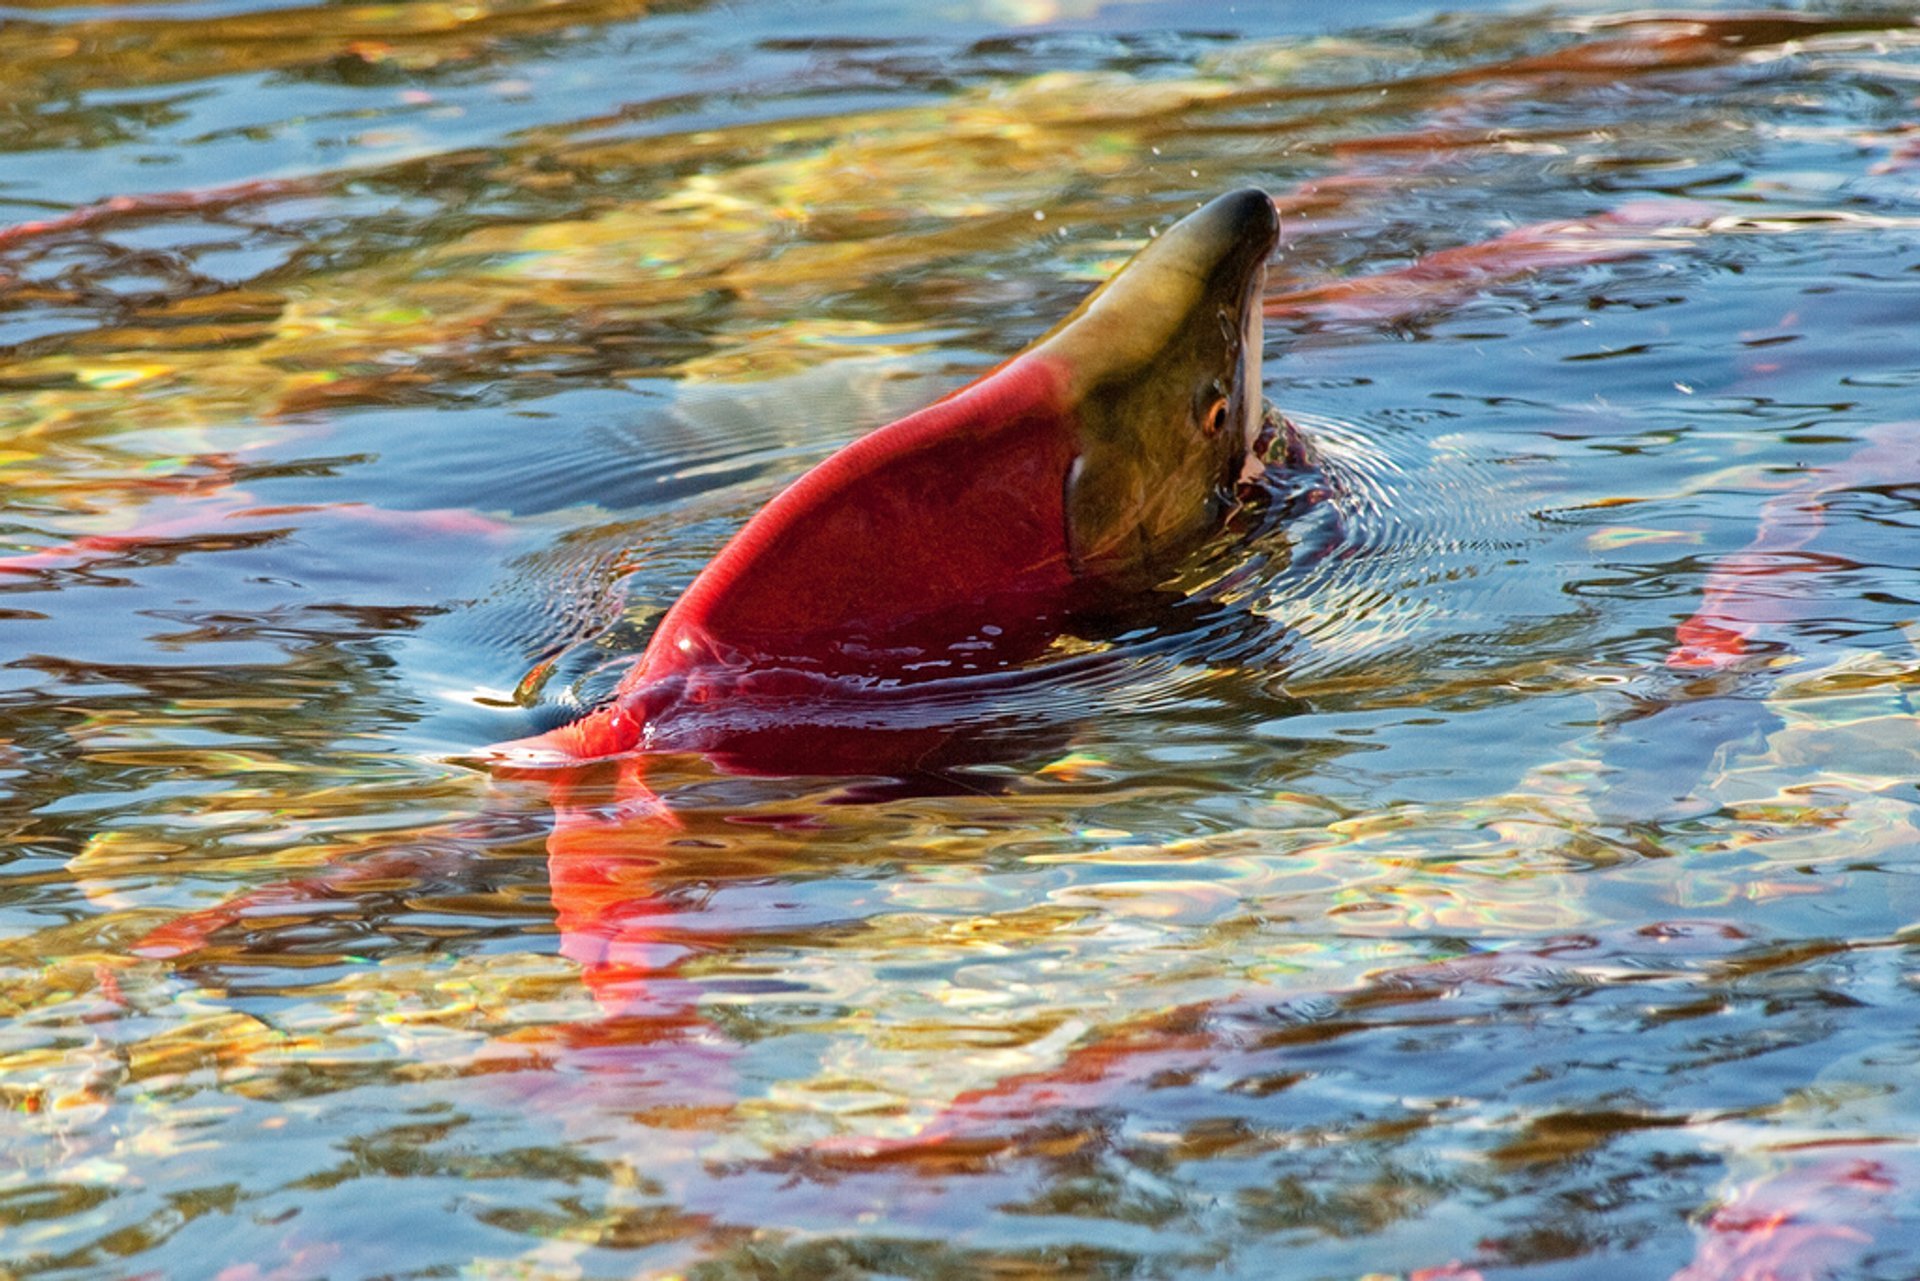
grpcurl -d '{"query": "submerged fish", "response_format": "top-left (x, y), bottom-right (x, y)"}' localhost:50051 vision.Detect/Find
top-left (1668, 420), bottom-right (1919, 672)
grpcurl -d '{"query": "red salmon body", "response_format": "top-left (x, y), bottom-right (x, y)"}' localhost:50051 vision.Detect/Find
top-left (496, 188), bottom-right (1281, 770)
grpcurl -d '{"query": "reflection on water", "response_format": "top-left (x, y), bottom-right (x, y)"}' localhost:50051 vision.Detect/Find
top-left (6, 2), bottom-right (1920, 1277)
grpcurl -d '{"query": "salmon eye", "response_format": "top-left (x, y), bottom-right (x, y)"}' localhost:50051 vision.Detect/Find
top-left (1201, 397), bottom-right (1229, 437)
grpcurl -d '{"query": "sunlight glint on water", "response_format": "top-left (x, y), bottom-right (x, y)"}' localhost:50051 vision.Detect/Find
top-left (4, 4), bottom-right (1920, 1278)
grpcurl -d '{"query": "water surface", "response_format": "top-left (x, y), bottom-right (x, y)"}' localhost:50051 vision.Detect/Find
top-left (5, 2), bottom-right (1920, 1277)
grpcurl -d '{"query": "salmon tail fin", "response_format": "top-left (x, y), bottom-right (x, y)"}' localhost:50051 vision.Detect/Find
top-left (484, 702), bottom-right (645, 768)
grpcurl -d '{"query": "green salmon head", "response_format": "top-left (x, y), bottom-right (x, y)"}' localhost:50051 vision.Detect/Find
top-left (1038, 187), bottom-right (1278, 583)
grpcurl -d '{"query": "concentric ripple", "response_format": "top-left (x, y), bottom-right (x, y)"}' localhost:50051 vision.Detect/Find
top-left (1248, 408), bottom-right (1548, 684)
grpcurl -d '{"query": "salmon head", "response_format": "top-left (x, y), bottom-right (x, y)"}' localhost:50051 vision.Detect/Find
top-left (1044, 186), bottom-right (1279, 583)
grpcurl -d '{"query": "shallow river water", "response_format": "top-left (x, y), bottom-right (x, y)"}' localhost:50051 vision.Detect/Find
top-left (6, 2), bottom-right (1920, 1277)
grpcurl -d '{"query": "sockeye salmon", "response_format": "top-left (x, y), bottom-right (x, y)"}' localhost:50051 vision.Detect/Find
top-left (489, 187), bottom-right (1282, 775)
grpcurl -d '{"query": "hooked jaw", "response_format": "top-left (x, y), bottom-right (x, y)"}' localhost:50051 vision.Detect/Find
top-left (1040, 188), bottom-right (1278, 388)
